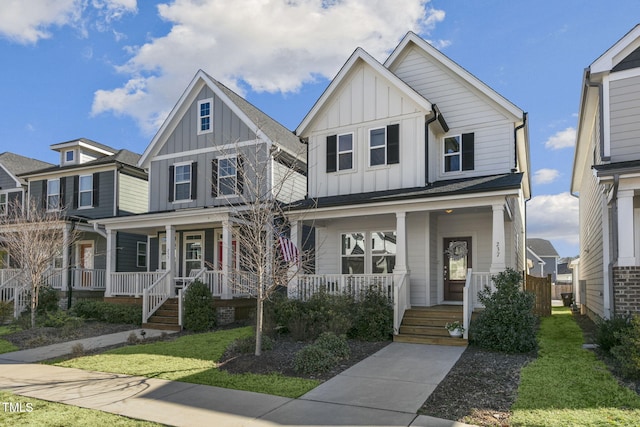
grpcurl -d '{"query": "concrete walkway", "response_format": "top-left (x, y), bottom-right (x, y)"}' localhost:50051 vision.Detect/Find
top-left (0, 331), bottom-right (475, 427)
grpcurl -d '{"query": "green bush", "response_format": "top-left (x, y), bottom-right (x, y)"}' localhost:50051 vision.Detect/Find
top-left (470, 268), bottom-right (537, 353)
top-left (610, 315), bottom-right (640, 379)
top-left (71, 300), bottom-right (141, 325)
top-left (349, 288), bottom-right (393, 341)
top-left (315, 332), bottom-right (350, 360)
top-left (231, 335), bottom-right (274, 353)
top-left (36, 285), bottom-right (60, 314)
top-left (183, 280), bottom-right (216, 332)
top-left (294, 344), bottom-right (335, 375)
top-left (595, 314), bottom-right (632, 352)
top-left (39, 310), bottom-right (84, 329)
top-left (0, 301), bottom-right (13, 324)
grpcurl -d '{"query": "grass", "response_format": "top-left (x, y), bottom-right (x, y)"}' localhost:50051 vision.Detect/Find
top-left (0, 390), bottom-right (161, 427)
top-left (0, 325), bottom-right (18, 354)
top-left (511, 307), bottom-right (640, 426)
top-left (55, 326), bottom-right (319, 398)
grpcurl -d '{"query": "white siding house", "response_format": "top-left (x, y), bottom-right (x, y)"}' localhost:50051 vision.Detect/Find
top-left (572, 24), bottom-right (640, 319)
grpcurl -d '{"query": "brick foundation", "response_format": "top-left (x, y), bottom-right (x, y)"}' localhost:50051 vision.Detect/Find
top-left (612, 266), bottom-right (640, 316)
top-left (216, 307), bottom-right (235, 325)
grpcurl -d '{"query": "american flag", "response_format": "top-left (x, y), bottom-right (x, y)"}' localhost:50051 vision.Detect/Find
top-left (278, 235), bottom-right (299, 264)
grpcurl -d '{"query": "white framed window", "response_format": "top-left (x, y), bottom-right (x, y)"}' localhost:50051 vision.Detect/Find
top-left (0, 193), bottom-right (6, 216)
top-left (338, 133), bottom-right (353, 171)
top-left (369, 127), bottom-right (386, 166)
top-left (174, 163), bottom-right (192, 201)
top-left (137, 242), bottom-right (147, 268)
top-left (65, 150), bottom-right (74, 163)
top-left (198, 98), bottom-right (213, 135)
top-left (47, 179), bottom-right (60, 211)
top-left (371, 231), bottom-right (396, 273)
top-left (218, 156), bottom-right (237, 196)
top-left (341, 232), bottom-right (365, 274)
top-left (159, 235), bottom-right (167, 270)
top-left (78, 175), bottom-right (93, 208)
top-left (444, 135), bottom-right (461, 172)
top-left (183, 233), bottom-right (203, 276)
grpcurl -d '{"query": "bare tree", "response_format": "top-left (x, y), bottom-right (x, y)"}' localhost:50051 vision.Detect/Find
top-left (216, 131), bottom-right (313, 356)
top-left (0, 198), bottom-right (77, 327)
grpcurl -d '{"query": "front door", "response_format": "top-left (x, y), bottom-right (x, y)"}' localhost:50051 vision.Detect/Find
top-left (443, 237), bottom-right (472, 302)
top-left (79, 242), bottom-right (94, 287)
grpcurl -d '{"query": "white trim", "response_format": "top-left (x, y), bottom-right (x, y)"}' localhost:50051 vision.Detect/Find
top-left (51, 140), bottom-right (115, 156)
top-left (216, 155), bottom-right (238, 197)
top-left (173, 161), bottom-right (193, 202)
top-left (21, 164), bottom-right (118, 180)
top-left (337, 133), bottom-right (354, 171)
top-left (76, 240), bottom-right (95, 270)
top-left (151, 139), bottom-right (263, 163)
top-left (78, 174), bottom-right (93, 209)
top-left (608, 66), bottom-right (640, 82)
top-left (443, 134), bottom-right (462, 174)
top-left (436, 231), bottom-right (477, 305)
top-left (136, 241), bottom-right (147, 268)
top-left (182, 231), bottom-right (204, 275)
top-left (368, 126), bottom-right (387, 167)
top-left (603, 75), bottom-right (611, 158)
top-left (591, 24), bottom-right (640, 74)
top-left (46, 178), bottom-right (61, 211)
top-left (197, 98), bottom-right (213, 135)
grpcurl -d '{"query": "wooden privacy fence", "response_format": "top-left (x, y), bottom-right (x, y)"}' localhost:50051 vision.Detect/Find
top-left (524, 274), bottom-right (552, 317)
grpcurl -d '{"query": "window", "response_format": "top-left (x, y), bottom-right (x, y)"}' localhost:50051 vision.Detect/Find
top-left (372, 231), bottom-right (396, 273)
top-left (218, 157), bottom-right (237, 196)
top-left (47, 179), bottom-right (60, 210)
top-left (0, 193), bottom-right (6, 216)
top-left (65, 150), bottom-right (74, 162)
top-left (184, 233), bottom-right (203, 275)
top-left (174, 163), bottom-right (192, 201)
top-left (444, 135), bottom-right (461, 172)
top-left (338, 133), bottom-right (353, 171)
top-left (78, 175), bottom-right (93, 208)
top-left (341, 232), bottom-right (365, 274)
top-left (443, 133), bottom-right (474, 173)
top-left (159, 235), bottom-right (167, 270)
top-left (369, 128), bottom-right (386, 166)
top-left (137, 242), bottom-right (147, 268)
top-left (0, 249), bottom-right (9, 268)
top-left (198, 98), bottom-right (213, 135)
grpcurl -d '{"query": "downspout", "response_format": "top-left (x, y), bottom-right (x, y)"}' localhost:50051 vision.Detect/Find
top-left (608, 174), bottom-right (620, 318)
top-left (424, 104), bottom-right (440, 186)
top-left (513, 112), bottom-right (527, 171)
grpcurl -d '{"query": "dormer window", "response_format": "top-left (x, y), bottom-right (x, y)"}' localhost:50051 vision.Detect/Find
top-left (443, 133), bottom-right (475, 173)
top-left (198, 98), bottom-right (213, 135)
top-left (65, 150), bottom-right (74, 163)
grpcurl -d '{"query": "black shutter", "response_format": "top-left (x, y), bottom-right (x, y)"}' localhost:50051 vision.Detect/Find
top-left (236, 156), bottom-right (244, 194)
top-left (168, 165), bottom-right (175, 202)
top-left (190, 162), bottom-right (198, 200)
top-left (326, 135), bottom-right (337, 173)
top-left (92, 173), bottom-right (100, 207)
top-left (387, 124), bottom-right (400, 164)
top-left (41, 181), bottom-right (47, 209)
top-left (462, 133), bottom-right (475, 171)
top-left (59, 177), bottom-right (66, 209)
top-left (211, 159), bottom-right (218, 197)
top-left (72, 176), bottom-right (79, 209)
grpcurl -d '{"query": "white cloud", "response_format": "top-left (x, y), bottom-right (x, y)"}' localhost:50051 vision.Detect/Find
top-left (0, 0), bottom-right (83, 44)
top-left (527, 192), bottom-right (579, 248)
top-left (533, 168), bottom-right (560, 185)
top-left (91, 0), bottom-right (446, 134)
top-left (544, 127), bottom-right (576, 150)
top-left (92, 0), bottom-right (137, 23)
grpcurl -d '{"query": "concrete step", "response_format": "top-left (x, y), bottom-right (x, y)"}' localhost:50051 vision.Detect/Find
top-left (393, 333), bottom-right (467, 346)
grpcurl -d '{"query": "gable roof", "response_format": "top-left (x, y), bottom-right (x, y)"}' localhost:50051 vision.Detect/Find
top-left (296, 46), bottom-right (433, 136)
top-left (527, 238), bottom-right (559, 258)
top-left (0, 152), bottom-right (53, 186)
top-left (385, 32), bottom-right (525, 120)
top-left (590, 24), bottom-right (640, 74)
top-left (139, 70), bottom-right (305, 169)
top-left (50, 138), bottom-right (117, 155)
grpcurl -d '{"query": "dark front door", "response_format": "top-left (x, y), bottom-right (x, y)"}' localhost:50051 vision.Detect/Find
top-left (443, 237), bottom-right (472, 301)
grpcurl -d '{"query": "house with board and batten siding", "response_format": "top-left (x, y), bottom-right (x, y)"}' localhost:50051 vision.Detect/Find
top-left (287, 32), bottom-right (531, 344)
top-left (572, 24), bottom-right (640, 320)
top-left (16, 138), bottom-right (148, 300)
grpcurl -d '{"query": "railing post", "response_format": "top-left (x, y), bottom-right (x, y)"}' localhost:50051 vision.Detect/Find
top-left (142, 288), bottom-right (149, 324)
top-left (178, 289), bottom-right (183, 327)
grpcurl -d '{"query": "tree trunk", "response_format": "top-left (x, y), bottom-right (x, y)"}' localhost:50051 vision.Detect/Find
top-left (255, 297), bottom-right (263, 356)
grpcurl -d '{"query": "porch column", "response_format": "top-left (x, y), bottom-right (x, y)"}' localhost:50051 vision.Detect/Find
top-left (165, 225), bottom-right (176, 295)
top-left (62, 224), bottom-right (71, 294)
top-left (221, 219), bottom-right (233, 299)
top-left (395, 212), bottom-right (408, 274)
top-left (104, 228), bottom-right (116, 297)
top-left (287, 220), bottom-right (301, 298)
top-left (617, 190), bottom-right (636, 266)
top-left (490, 204), bottom-right (506, 273)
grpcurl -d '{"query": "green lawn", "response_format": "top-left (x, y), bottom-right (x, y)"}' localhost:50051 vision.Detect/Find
top-left (512, 307), bottom-right (640, 427)
top-left (0, 391), bottom-right (161, 427)
top-left (55, 326), bottom-right (319, 398)
top-left (0, 325), bottom-right (18, 354)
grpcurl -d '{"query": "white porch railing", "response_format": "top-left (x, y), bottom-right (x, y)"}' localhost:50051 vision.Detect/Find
top-left (142, 270), bottom-right (171, 324)
top-left (202, 270), bottom-right (224, 296)
top-left (0, 269), bottom-right (22, 287)
top-left (393, 273), bottom-right (409, 335)
top-left (293, 274), bottom-right (394, 301)
top-left (462, 270), bottom-right (494, 339)
top-left (111, 272), bottom-right (164, 297)
top-left (0, 270), bottom-right (28, 318)
top-left (71, 268), bottom-right (106, 290)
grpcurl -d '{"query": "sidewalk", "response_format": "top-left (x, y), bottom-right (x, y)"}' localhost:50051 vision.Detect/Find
top-left (0, 331), bottom-right (475, 427)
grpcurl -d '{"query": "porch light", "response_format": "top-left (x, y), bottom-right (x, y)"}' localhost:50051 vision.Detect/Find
top-left (445, 209), bottom-right (453, 214)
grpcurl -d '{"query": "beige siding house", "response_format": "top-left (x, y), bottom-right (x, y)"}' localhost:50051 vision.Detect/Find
top-left (571, 24), bottom-right (640, 319)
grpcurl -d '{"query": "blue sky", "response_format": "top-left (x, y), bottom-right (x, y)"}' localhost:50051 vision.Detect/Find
top-left (1, 0), bottom-right (639, 257)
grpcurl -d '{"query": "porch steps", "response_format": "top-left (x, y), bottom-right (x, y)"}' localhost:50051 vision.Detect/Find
top-left (142, 298), bottom-right (181, 332)
top-left (394, 306), bottom-right (467, 347)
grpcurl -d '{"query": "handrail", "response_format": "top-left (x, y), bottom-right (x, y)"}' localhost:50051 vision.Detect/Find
top-left (462, 268), bottom-right (473, 340)
top-left (142, 270), bottom-right (171, 324)
top-left (393, 273), bottom-right (409, 335)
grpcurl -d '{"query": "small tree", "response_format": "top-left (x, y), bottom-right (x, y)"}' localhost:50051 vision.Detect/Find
top-left (0, 199), bottom-right (77, 328)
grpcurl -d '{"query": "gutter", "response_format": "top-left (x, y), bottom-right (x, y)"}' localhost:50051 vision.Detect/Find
top-left (607, 173), bottom-right (620, 318)
top-left (513, 112), bottom-right (527, 171)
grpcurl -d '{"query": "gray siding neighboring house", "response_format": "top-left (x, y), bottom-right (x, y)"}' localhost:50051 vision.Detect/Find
top-left (527, 238), bottom-right (560, 281)
top-left (571, 25), bottom-right (640, 319)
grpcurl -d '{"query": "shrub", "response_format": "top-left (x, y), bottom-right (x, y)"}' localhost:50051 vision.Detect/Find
top-left (349, 288), bottom-right (393, 341)
top-left (71, 300), bottom-right (142, 325)
top-left (0, 301), bottom-right (13, 324)
top-left (39, 310), bottom-right (83, 329)
top-left (183, 280), bottom-right (216, 332)
top-left (36, 285), bottom-right (60, 314)
top-left (294, 344), bottom-right (335, 375)
top-left (595, 314), bottom-right (632, 352)
top-left (470, 268), bottom-right (537, 353)
top-left (610, 315), bottom-right (640, 379)
top-left (231, 335), bottom-right (274, 353)
top-left (315, 332), bottom-right (350, 360)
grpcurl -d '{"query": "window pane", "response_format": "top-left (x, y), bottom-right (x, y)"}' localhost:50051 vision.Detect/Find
top-left (66, 151), bottom-right (74, 161)
top-left (79, 176), bottom-right (92, 191)
top-left (370, 147), bottom-right (385, 166)
top-left (201, 117), bottom-right (210, 131)
top-left (200, 102), bottom-right (210, 116)
top-left (219, 158), bottom-right (236, 177)
top-left (338, 152), bottom-right (352, 170)
top-left (79, 192), bottom-right (92, 207)
top-left (444, 136), bottom-right (460, 153)
top-left (445, 155), bottom-right (460, 172)
top-left (48, 180), bottom-right (59, 195)
top-left (338, 134), bottom-right (352, 151)
top-left (372, 256), bottom-right (396, 273)
top-left (370, 128), bottom-right (385, 147)
top-left (341, 233), bottom-right (365, 255)
top-left (48, 195), bottom-right (59, 208)
top-left (0, 194), bottom-right (5, 203)
top-left (176, 165), bottom-right (190, 182)
top-left (175, 182), bottom-right (190, 200)
top-left (219, 177), bottom-right (236, 195)
top-left (342, 257), bottom-right (365, 274)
